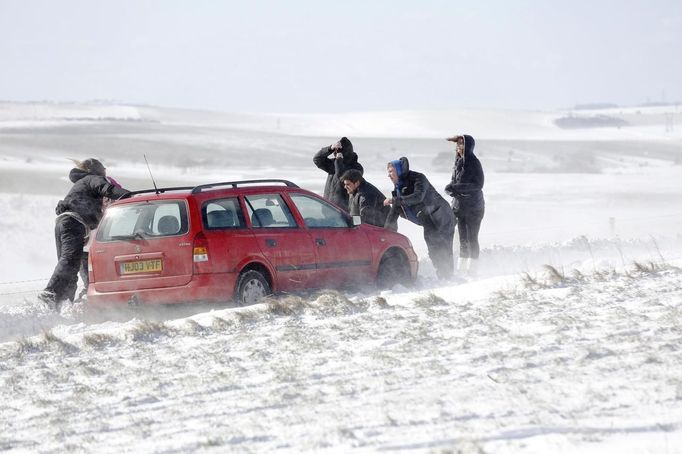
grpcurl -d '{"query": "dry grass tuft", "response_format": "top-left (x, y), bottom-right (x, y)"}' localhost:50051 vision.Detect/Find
top-left (633, 260), bottom-right (659, 274)
top-left (266, 296), bottom-right (311, 316)
top-left (183, 319), bottom-right (207, 334)
top-left (373, 296), bottom-right (390, 308)
top-left (15, 337), bottom-right (41, 355)
top-left (41, 331), bottom-right (79, 353)
top-left (593, 268), bottom-right (617, 281)
top-left (210, 316), bottom-right (234, 331)
top-left (571, 269), bottom-right (586, 281)
top-left (415, 292), bottom-right (448, 307)
top-left (491, 287), bottom-right (527, 302)
top-left (543, 264), bottom-right (566, 284)
top-left (83, 333), bottom-right (118, 348)
top-left (521, 272), bottom-right (544, 289)
top-left (129, 320), bottom-right (173, 342)
top-left (312, 290), bottom-right (360, 315)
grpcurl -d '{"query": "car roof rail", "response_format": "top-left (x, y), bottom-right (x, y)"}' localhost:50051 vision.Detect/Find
top-left (119, 186), bottom-right (196, 199)
top-left (190, 179), bottom-right (299, 194)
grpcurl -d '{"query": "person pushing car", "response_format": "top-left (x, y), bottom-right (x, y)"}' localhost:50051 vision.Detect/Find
top-left (39, 158), bottom-right (129, 311)
top-left (384, 156), bottom-right (455, 280)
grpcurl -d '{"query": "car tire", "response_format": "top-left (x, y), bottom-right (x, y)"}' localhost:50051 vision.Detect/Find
top-left (235, 269), bottom-right (271, 306)
top-left (376, 251), bottom-right (411, 289)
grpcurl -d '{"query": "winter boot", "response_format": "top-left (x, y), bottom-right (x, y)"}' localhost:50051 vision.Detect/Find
top-left (38, 290), bottom-right (59, 311)
top-left (75, 287), bottom-right (88, 303)
top-left (457, 257), bottom-right (469, 273)
top-left (467, 259), bottom-right (479, 278)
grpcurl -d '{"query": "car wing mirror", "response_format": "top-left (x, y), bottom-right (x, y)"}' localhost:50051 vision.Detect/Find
top-left (352, 215), bottom-right (361, 226)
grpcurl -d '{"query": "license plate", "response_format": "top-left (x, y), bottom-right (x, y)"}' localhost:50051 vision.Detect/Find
top-left (120, 259), bottom-right (163, 274)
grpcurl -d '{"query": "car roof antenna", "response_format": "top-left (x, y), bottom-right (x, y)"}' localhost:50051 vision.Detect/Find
top-left (144, 154), bottom-right (160, 195)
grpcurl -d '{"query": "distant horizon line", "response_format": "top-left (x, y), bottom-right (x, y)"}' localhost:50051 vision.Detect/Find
top-left (1, 99), bottom-right (680, 114)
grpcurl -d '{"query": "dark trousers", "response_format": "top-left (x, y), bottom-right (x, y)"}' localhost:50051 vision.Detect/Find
top-left (45, 216), bottom-right (86, 303)
top-left (423, 218), bottom-right (455, 279)
top-left (455, 208), bottom-right (484, 259)
top-left (79, 251), bottom-right (89, 289)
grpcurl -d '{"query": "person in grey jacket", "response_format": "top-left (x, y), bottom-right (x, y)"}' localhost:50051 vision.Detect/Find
top-left (340, 169), bottom-right (390, 228)
top-left (445, 135), bottom-right (485, 276)
top-left (39, 158), bottom-right (129, 310)
top-left (313, 137), bottom-right (363, 211)
top-left (383, 157), bottom-right (455, 279)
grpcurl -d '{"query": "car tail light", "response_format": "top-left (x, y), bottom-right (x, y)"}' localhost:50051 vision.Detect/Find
top-left (88, 253), bottom-right (95, 283)
top-left (193, 232), bottom-right (210, 274)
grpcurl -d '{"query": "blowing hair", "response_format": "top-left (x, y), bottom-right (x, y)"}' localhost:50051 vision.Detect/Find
top-left (70, 158), bottom-right (106, 176)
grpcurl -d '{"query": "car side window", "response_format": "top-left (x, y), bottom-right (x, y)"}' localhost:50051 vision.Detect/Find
top-left (202, 198), bottom-right (244, 229)
top-left (244, 194), bottom-right (297, 228)
top-left (289, 194), bottom-right (350, 228)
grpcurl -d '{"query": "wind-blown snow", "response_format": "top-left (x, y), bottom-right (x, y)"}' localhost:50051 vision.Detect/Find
top-left (1, 263), bottom-right (681, 452)
top-left (0, 102), bottom-right (681, 452)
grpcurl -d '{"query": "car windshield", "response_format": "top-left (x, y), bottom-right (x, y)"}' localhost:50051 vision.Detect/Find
top-left (96, 200), bottom-right (189, 241)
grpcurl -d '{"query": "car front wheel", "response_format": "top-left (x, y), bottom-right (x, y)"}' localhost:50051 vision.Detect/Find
top-left (376, 251), bottom-right (411, 289)
top-left (235, 269), bottom-right (271, 306)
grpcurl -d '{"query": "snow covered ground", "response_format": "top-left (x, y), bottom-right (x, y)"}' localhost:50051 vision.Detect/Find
top-left (0, 102), bottom-right (681, 452)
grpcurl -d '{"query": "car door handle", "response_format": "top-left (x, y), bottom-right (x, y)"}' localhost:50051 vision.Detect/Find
top-left (315, 238), bottom-right (326, 246)
top-left (265, 239), bottom-right (277, 247)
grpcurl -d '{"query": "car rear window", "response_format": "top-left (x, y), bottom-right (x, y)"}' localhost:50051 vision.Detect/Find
top-left (96, 200), bottom-right (189, 241)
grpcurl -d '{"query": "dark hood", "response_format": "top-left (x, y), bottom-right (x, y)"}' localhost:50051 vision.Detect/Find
top-left (69, 168), bottom-right (91, 183)
top-left (339, 137), bottom-right (359, 164)
top-left (463, 134), bottom-right (476, 158)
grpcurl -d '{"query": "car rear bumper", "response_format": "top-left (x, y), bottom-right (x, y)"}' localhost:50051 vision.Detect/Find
top-left (87, 272), bottom-right (238, 306)
top-left (408, 251), bottom-right (419, 281)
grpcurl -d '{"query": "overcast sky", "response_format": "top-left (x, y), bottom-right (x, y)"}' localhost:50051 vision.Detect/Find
top-left (1, 0), bottom-right (680, 113)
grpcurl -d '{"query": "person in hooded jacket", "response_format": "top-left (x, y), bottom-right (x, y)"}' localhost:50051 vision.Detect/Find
top-left (313, 137), bottom-right (363, 211)
top-left (39, 159), bottom-right (129, 310)
top-left (383, 157), bottom-right (455, 279)
top-left (444, 135), bottom-right (485, 276)
top-left (77, 174), bottom-right (124, 300)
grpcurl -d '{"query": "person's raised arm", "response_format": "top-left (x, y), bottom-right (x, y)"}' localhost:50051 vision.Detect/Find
top-left (313, 142), bottom-right (340, 174)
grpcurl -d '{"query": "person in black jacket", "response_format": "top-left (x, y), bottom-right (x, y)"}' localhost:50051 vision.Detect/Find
top-left (340, 169), bottom-right (389, 228)
top-left (77, 174), bottom-right (124, 300)
top-left (313, 137), bottom-right (363, 211)
top-left (39, 158), bottom-right (129, 310)
top-left (383, 157), bottom-right (455, 279)
top-left (445, 135), bottom-right (485, 276)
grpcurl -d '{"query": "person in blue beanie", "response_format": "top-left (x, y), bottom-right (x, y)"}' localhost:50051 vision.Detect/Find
top-left (383, 157), bottom-right (455, 279)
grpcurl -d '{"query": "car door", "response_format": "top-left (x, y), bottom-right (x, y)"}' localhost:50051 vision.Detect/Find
top-left (244, 193), bottom-right (317, 292)
top-left (200, 197), bottom-right (259, 275)
top-left (288, 193), bottom-right (373, 288)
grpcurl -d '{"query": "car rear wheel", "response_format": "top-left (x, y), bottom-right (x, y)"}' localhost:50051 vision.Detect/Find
top-left (377, 250), bottom-right (411, 289)
top-left (235, 270), bottom-right (271, 306)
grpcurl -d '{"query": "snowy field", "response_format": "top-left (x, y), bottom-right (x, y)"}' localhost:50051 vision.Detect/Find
top-left (1, 102), bottom-right (681, 453)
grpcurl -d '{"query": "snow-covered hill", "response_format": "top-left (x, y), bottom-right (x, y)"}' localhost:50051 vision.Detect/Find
top-left (1, 260), bottom-right (681, 453)
top-left (2, 101), bottom-right (681, 141)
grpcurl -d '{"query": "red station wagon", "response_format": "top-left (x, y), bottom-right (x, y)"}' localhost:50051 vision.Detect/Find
top-left (87, 179), bottom-right (418, 306)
